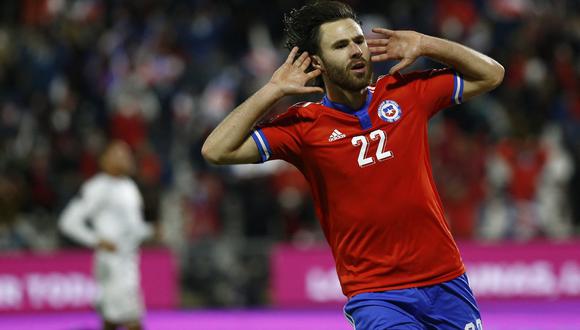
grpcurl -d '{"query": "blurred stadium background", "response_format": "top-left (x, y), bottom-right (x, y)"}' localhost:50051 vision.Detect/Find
top-left (0, 0), bottom-right (579, 329)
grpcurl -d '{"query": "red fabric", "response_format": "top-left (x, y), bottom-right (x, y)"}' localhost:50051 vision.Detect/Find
top-left (572, 94), bottom-right (580, 120)
top-left (79, 151), bottom-right (99, 179)
top-left (554, 54), bottom-right (577, 93)
top-left (22, 0), bottom-right (50, 26)
top-left (257, 70), bottom-right (465, 297)
top-left (432, 122), bottom-right (486, 238)
top-left (187, 174), bottom-right (223, 239)
top-left (506, 54), bottom-right (526, 89)
top-left (138, 149), bottom-right (162, 185)
top-left (110, 112), bottom-right (146, 149)
top-left (435, 0), bottom-right (478, 34)
top-left (498, 140), bottom-right (546, 201)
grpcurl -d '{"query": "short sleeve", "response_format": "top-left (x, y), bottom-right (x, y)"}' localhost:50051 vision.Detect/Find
top-left (75, 177), bottom-right (107, 216)
top-left (407, 68), bottom-right (463, 117)
top-left (251, 107), bottom-right (305, 164)
top-left (58, 177), bottom-right (105, 247)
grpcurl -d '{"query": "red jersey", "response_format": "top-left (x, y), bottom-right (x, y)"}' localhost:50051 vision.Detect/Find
top-left (251, 69), bottom-right (466, 298)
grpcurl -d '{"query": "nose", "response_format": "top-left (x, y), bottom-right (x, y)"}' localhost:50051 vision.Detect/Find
top-left (350, 42), bottom-right (362, 58)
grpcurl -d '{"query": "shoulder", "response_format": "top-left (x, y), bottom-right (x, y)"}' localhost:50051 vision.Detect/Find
top-left (121, 178), bottom-right (143, 201)
top-left (375, 69), bottom-right (454, 89)
top-left (402, 68), bottom-right (454, 81)
top-left (261, 101), bottom-right (321, 126)
top-left (81, 174), bottom-right (109, 198)
top-left (288, 101), bottom-right (322, 118)
top-left (374, 73), bottom-right (409, 91)
top-left (84, 173), bottom-right (106, 189)
top-left (125, 177), bottom-right (141, 193)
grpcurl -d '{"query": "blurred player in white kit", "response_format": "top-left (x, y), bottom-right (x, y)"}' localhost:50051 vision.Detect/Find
top-left (59, 140), bottom-right (152, 330)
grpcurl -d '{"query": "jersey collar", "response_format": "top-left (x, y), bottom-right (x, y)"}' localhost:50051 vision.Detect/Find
top-left (321, 88), bottom-right (373, 114)
top-left (321, 88), bottom-right (374, 130)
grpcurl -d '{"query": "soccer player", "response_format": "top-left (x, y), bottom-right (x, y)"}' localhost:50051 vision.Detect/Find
top-left (59, 141), bottom-right (152, 330)
top-left (202, 1), bottom-right (504, 329)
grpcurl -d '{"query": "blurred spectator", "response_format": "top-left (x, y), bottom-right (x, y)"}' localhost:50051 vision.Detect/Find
top-left (431, 120), bottom-right (486, 239)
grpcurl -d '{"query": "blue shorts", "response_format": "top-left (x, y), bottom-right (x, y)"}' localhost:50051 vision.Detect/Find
top-left (343, 273), bottom-right (482, 330)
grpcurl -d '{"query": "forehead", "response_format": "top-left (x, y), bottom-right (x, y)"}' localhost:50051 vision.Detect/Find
top-left (318, 18), bottom-right (363, 48)
top-left (107, 143), bottom-right (130, 157)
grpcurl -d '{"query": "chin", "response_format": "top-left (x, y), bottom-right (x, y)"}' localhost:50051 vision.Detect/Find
top-left (349, 76), bottom-right (372, 91)
top-left (352, 71), bottom-right (372, 85)
top-left (329, 69), bottom-right (372, 91)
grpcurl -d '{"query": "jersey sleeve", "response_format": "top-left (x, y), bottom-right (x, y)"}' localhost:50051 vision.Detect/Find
top-left (251, 106), bottom-right (305, 164)
top-left (407, 68), bottom-right (464, 117)
top-left (130, 182), bottom-right (154, 243)
top-left (58, 178), bottom-right (104, 247)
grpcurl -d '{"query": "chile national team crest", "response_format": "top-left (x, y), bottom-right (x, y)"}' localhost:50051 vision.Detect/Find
top-left (378, 100), bottom-right (402, 123)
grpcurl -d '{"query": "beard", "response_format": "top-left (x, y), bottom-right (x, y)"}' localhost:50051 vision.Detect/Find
top-left (322, 57), bottom-right (372, 92)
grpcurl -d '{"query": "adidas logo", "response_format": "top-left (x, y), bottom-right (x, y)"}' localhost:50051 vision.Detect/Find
top-left (328, 129), bottom-right (346, 142)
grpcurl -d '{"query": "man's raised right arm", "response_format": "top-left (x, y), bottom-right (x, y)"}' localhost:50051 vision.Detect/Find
top-left (201, 47), bottom-right (322, 165)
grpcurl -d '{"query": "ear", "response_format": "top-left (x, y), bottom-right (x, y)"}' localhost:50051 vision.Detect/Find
top-left (311, 55), bottom-right (325, 72)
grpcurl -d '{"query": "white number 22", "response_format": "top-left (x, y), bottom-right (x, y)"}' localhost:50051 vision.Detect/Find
top-left (465, 319), bottom-right (483, 330)
top-left (351, 129), bottom-right (393, 167)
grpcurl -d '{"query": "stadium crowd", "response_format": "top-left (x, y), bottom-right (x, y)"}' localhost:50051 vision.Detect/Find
top-left (0, 0), bottom-right (578, 306)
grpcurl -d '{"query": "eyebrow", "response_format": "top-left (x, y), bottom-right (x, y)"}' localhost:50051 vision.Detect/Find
top-left (330, 35), bottom-right (365, 48)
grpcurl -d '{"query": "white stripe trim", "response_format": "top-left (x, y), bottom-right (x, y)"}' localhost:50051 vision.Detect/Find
top-left (453, 73), bottom-right (462, 104)
top-left (253, 130), bottom-right (270, 160)
top-left (453, 74), bottom-right (459, 104)
top-left (343, 306), bottom-right (356, 330)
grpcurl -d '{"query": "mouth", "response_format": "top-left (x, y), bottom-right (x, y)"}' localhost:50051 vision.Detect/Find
top-left (349, 61), bottom-right (367, 74)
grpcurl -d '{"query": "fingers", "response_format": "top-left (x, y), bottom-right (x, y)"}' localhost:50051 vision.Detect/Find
top-left (284, 46), bottom-right (314, 72)
top-left (370, 55), bottom-right (383, 62)
top-left (294, 51), bottom-right (309, 67)
top-left (389, 58), bottom-right (413, 75)
top-left (300, 55), bottom-right (312, 70)
top-left (302, 86), bottom-right (324, 94)
top-left (302, 69), bottom-right (323, 94)
top-left (368, 28), bottom-right (394, 47)
top-left (366, 38), bottom-right (389, 46)
top-left (286, 47), bottom-right (299, 65)
top-left (294, 51), bottom-right (316, 76)
top-left (306, 68), bottom-right (321, 79)
top-left (369, 46), bottom-right (388, 54)
top-left (371, 53), bottom-right (397, 62)
top-left (372, 27), bottom-right (394, 36)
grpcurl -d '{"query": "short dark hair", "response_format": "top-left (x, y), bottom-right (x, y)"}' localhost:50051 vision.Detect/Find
top-left (284, 1), bottom-right (361, 56)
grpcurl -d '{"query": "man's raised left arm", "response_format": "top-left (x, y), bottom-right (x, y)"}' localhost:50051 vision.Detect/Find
top-left (368, 28), bottom-right (505, 101)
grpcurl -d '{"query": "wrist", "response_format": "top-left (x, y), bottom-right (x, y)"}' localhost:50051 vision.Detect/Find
top-left (264, 81), bottom-right (286, 99)
top-left (418, 33), bottom-right (435, 57)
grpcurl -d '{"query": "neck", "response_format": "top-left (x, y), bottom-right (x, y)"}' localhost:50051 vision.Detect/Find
top-left (102, 167), bottom-right (125, 177)
top-left (324, 82), bottom-right (367, 109)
